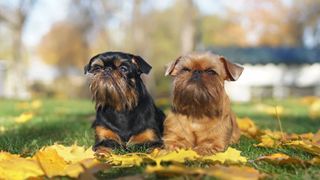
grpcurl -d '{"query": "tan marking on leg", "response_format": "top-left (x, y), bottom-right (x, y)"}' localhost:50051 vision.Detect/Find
top-left (95, 126), bottom-right (122, 144)
top-left (127, 129), bottom-right (158, 146)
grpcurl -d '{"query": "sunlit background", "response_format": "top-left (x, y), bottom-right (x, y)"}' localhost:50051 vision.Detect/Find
top-left (0, 0), bottom-right (319, 101)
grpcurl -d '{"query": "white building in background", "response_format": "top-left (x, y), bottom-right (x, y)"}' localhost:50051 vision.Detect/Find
top-left (226, 63), bottom-right (320, 102)
top-left (209, 47), bottom-right (320, 102)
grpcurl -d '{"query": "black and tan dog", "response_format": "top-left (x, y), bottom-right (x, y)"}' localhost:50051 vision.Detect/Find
top-left (84, 51), bottom-right (165, 154)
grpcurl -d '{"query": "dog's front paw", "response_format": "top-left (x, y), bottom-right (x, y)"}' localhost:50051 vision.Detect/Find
top-left (193, 146), bottom-right (218, 156)
top-left (93, 146), bottom-right (112, 157)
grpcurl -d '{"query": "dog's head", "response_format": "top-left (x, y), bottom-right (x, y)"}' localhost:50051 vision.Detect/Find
top-left (84, 51), bottom-right (152, 111)
top-left (165, 52), bottom-right (243, 118)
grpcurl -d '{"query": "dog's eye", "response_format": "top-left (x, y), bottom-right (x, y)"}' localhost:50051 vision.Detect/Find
top-left (182, 67), bottom-right (191, 72)
top-left (119, 66), bottom-right (128, 73)
top-left (206, 69), bottom-right (217, 75)
top-left (92, 65), bottom-right (103, 71)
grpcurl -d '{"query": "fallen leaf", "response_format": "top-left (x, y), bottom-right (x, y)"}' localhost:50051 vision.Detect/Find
top-left (237, 117), bottom-right (260, 138)
top-left (104, 153), bottom-right (148, 167)
top-left (15, 112), bottom-right (34, 123)
top-left (0, 126), bottom-right (6, 133)
top-left (256, 153), bottom-right (305, 165)
top-left (309, 157), bottom-right (320, 165)
top-left (255, 104), bottom-right (284, 116)
top-left (0, 152), bottom-right (44, 180)
top-left (300, 96), bottom-right (319, 105)
top-left (255, 130), bottom-right (284, 148)
top-left (202, 147), bottom-right (247, 164)
top-left (146, 164), bottom-right (263, 180)
top-left (31, 100), bottom-right (42, 109)
top-left (33, 147), bottom-right (68, 178)
top-left (152, 149), bottom-right (199, 165)
top-left (309, 99), bottom-right (320, 119)
top-left (285, 140), bottom-right (320, 156)
top-left (48, 143), bottom-right (95, 163)
top-left (0, 151), bottom-right (20, 161)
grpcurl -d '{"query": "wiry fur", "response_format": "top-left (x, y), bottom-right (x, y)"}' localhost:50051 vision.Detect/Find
top-left (163, 52), bottom-right (243, 155)
top-left (84, 51), bottom-right (165, 153)
top-left (89, 70), bottom-right (138, 111)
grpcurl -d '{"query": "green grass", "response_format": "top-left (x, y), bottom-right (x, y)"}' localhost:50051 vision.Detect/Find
top-left (0, 98), bottom-right (319, 179)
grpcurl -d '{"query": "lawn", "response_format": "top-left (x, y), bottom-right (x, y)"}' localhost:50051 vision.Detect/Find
top-left (0, 98), bottom-right (319, 179)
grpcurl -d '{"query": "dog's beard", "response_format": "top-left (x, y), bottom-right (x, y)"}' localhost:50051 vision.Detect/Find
top-left (172, 76), bottom-right (224, 118)
top-left (89, 72), bottom-right (138, 111)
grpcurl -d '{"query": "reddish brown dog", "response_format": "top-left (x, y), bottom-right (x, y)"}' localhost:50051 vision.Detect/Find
top-left (163, 52), bottom-right (243, 155)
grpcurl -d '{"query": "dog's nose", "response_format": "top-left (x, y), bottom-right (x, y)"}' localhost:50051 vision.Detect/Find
top-left (193, 70), bottom-right (202, 74)
top-left (192, 70), bottom-right (202, 80)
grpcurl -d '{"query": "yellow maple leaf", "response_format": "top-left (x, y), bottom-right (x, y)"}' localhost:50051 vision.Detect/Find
top-left (15, 112), bottom-right (34, 123)
top-left (33, 144), bottom-right (99, 178)
top-left (104, 152), bottom-right (148, 167)
top-left (33, 148), bottom-right (67, 178)
top-left (48, 143), bottom-right (94, 164)
top-left (0, 144), bottom-right (102, 179)
top-left (0, 152), bottom-right (43, 180)
top-left (255, 130), bottom-right (284, 148)
top-left (0, 151), bottom-right (20, 161)
top-left (237, 117), bottom-right (260, 138)
top-left (152, 149), bottom-right (199, 166)
top-left (285, 140), bottom-right (320, 156)
top-left (202, 147), bottom-right (247, 164)
top-left (62, 158), bottom-right (102, 178)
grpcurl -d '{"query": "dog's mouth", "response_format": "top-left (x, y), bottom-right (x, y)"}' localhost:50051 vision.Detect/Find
top-left (173, 77), bottom-right (224, 118)
top-left (89, 72), bottom-right (138, 111)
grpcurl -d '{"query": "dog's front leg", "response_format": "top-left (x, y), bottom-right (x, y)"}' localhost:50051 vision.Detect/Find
top-left (93, 126), bottom-right (123, 154)
top-left (126, 129), bottom-right (162, 149)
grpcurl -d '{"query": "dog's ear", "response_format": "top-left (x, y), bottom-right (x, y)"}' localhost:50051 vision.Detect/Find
top-left (165, 56), bottom-right (181, 76)
top-left (220, 56), bottom-right (243, 81)
top-left (84, 55), bottom-right (104, 75)
top-left (132, 56), bottom-right (152, 74)
top-left (84, 64), bottom-right (90, 74)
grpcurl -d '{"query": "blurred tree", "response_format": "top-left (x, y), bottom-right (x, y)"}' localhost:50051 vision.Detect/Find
top-left (38, 22), bottom-right (88, 75)
top-left (0, 0), bottom-right (37, 98)
top-left (200, 15), bottom-right (247, 47)
top-left (235, 0), bottom-right (320, 47)
top-left (179, 0), bottom-right (198, 54)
